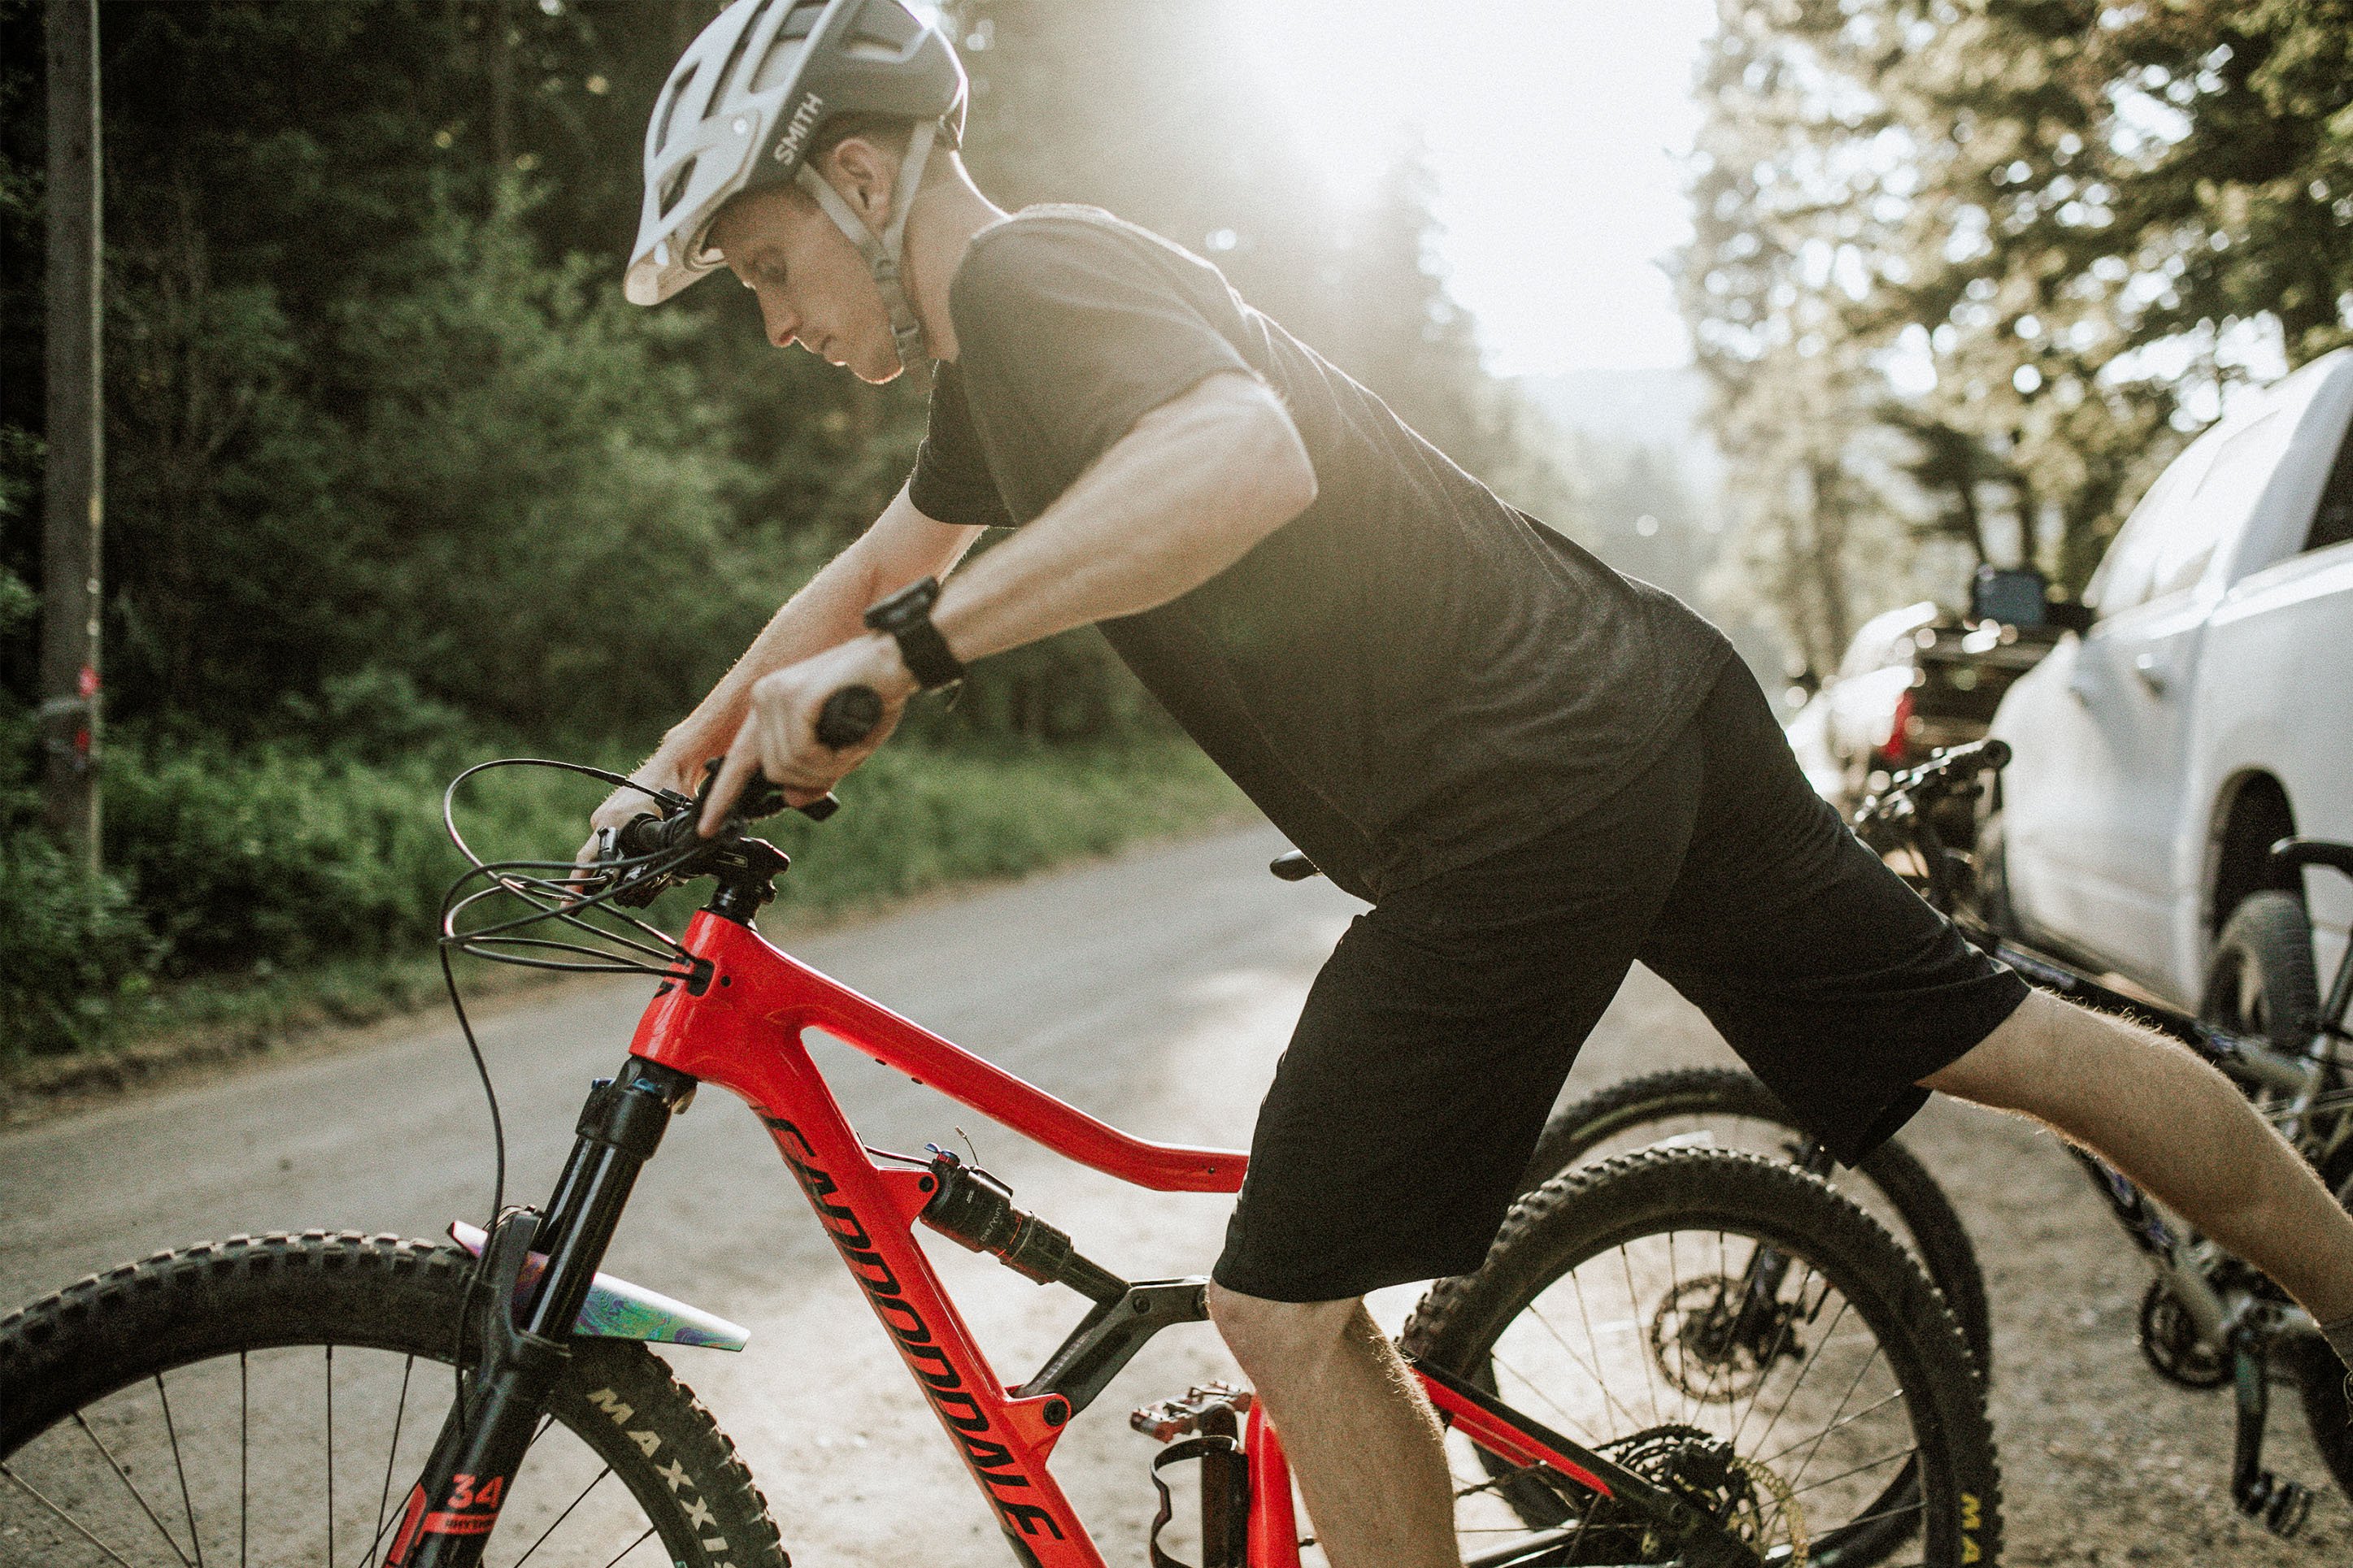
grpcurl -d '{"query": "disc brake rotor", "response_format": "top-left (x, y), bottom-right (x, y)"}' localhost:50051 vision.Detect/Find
top-left (1648, 1275), bottom-right (1799, 1401)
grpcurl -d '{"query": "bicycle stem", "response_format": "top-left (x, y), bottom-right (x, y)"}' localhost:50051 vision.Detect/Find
top-left (388, 1057), bottom-right (698, 1566)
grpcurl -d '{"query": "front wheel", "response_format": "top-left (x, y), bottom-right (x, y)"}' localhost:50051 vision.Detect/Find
top-left (0, 1230), bottom-right (787, 1568)
top-left (1408, 1149), bottom-right (2002, 1567)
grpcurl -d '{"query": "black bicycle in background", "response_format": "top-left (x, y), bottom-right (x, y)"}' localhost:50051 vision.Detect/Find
top-left (1502, 739), bottom-right (2351, 1540)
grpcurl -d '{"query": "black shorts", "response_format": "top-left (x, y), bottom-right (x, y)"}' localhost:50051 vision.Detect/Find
top-left (1211, 661), bottom-right (2030, 1303)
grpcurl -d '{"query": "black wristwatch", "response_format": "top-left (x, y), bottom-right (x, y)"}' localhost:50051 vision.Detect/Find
top-left (864, 576), bottom-right (966, 691)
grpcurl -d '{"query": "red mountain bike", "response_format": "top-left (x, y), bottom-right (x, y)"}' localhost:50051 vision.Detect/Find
top-left (2, 753), bottom-right (1998, 1567)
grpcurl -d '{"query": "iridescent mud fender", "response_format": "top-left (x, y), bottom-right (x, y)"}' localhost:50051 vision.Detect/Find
top-left (449, 1221), bottom-right (750, 1351)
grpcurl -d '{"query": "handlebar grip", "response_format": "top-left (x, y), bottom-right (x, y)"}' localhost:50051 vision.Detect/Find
top-left (615, 810), bottom-right (693, 858)
top-left (816, 685), bottom-right (885, 750)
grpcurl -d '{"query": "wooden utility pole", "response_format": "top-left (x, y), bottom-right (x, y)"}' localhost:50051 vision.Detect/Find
top-left (41, 0), bottom-right (102, 873)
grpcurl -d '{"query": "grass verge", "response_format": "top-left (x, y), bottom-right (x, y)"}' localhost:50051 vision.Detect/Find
top-left (2, 736), bottom-right (1250, 1119)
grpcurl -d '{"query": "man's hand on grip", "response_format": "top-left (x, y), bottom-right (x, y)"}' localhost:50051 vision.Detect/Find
top-left (702, 636), bottom-right (912, 835)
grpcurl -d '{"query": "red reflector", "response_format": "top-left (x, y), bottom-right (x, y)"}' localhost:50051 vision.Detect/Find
top-left (1884, 688), bottom-right (1916, 761)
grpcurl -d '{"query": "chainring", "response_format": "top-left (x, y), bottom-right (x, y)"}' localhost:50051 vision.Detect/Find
top-left (2138, 1278), bottom-right (2230, 1389)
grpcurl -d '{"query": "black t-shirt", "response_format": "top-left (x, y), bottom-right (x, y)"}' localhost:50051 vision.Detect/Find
top-left (911, 206), bottom-right (1730, 901)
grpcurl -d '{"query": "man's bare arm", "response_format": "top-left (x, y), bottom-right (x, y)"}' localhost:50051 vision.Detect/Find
top-left (927, 371), bottom-right (1316, 662)
top-left (698, 370), bottom-right (1317, 826)
top-left (578, 482), bottom-right (979, 857)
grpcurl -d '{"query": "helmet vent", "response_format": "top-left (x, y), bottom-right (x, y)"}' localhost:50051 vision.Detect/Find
top-left (780, 1), bottom-right (824, 41)
top-left (658, 156), bottom-right (698, 218)
top-left (852, 1), bottom-right (918, 50)
top-left (704, 0), bottom-right (775, 119)
top-left (654, 61), bottom-right (699, 154)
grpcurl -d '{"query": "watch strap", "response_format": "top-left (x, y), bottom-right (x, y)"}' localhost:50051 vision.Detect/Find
top-left (864, 577), bottom-right (967, 692)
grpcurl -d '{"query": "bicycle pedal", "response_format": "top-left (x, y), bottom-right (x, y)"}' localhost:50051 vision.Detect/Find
top-left (1129, 1382), bottom-right (1253, 1443)
top-left (2234, 1469), bottom-right (2312, 1538)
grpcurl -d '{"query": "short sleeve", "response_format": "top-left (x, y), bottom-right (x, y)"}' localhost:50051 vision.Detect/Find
top-left (907, 361), bottom-right (1015, 529)
top-left (949, 219), bottom-right (1256, 489)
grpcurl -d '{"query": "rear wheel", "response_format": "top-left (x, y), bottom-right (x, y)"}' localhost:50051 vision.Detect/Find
top-left (1520, 1067), bottom-right (1994, 1380)
top-left (1409, 1149), bottom-right (2001, 1567)
top-left (0, 1231), bottom-right (787, 1567)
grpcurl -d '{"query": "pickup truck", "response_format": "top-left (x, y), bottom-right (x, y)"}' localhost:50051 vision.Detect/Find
top-left (1986, 346), bottom-right (2353, 1010)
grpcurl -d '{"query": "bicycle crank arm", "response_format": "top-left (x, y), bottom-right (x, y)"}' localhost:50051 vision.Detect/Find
top-left (2229, 1328), bottom-right (2314, 1537)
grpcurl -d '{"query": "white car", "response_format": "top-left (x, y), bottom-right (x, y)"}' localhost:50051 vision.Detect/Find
top-left (1989, 346), bottom-right (2353, 1010)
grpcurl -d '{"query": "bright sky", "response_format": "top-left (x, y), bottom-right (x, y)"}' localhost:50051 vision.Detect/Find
top-left (1228, 0), bottom-right (1720, 378)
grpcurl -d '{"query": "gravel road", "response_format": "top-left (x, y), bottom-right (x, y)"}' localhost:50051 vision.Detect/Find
top-left (2, 823), bottom-right (2342, 1564)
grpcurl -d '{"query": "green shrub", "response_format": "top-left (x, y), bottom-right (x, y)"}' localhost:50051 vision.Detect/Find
top-left (101, 741), bottom-right (459, 973)
top-left (0, 835), bottom-right (152, 1055)
top-left (0, 729), bottom-right (1248, 1060)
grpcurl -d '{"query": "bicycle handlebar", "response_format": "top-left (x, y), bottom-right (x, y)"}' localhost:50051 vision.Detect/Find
top-left (816, 684), bottom-right (884, 749)
top-left (605, 686), bottom-right (885, 871)
top-left (1855, 737), bottom-right (2011, 827)
top-left (1891, 737), bottom-right (2011, 794)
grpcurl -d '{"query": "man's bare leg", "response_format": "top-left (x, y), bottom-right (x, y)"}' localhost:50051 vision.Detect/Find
top-left (1924, 988), bottom-right (2353, 1323)
top-left (1207, 1285), bottom-right (1462, 1568)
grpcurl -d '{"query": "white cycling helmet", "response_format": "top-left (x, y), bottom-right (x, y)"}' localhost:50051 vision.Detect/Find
top-left (626, 0), bottom-right (967, 383)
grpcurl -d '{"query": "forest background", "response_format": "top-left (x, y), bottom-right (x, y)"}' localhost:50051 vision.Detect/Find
top-left (0, 0), bottom-right (1693, 1061)
top-left (3, 0), bottom-right (2347, 1062)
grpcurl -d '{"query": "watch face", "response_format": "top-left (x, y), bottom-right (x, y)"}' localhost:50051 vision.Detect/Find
top-left (868, 576), bottom-right (942, 632)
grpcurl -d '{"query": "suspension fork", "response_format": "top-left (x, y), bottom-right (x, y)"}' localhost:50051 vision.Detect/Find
top-left (1720, 1140), bottom-right (1836, 1339)
top-left (387, 1057), bottom-right (698, 1566)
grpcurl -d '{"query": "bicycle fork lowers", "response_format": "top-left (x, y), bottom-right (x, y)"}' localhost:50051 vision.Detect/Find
top-left (389, 1059), bottom-right (697, 1563)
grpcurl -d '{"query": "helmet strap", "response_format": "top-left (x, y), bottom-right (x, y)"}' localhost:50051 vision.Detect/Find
top-left (795, 118), bottom-right (940, 393)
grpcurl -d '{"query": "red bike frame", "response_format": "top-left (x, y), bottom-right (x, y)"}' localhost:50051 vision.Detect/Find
top-left (627, 906), bottom-right (1620, 1566)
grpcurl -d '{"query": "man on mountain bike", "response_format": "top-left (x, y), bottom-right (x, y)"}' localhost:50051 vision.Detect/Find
top-left (594, 4), bottom-right (2353, 1561)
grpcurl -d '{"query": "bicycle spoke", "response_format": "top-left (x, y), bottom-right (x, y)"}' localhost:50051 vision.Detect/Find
top-left (1786, 1444), bottom-right (1918, 1500)
top-left (73, 1409), bottom-right (196, 1566)
top-left (1561, 1269), bottom-right (1649, 1436)
top-left (1665, 1227), bottom-right (1694, 1428)
top-left (365, 1356), bottom-right (416, 1568)
top-left (1777, 1340), bottom-right (1890, 1494)
top-left (1795, 1485), bottom-right (1927, 1531)
top-left (1491, 1347), bottom-right (1609, 1447)
top-left (154, 1374), bottom-right (207, 1568)
top-left (326, 1344), bottom-right (337, 1568)
top-left (1742, 1295), bottom-right (1855, 1461)
top-left (1509, 1299), bottom-right (1633, 1442)
top-left (1725, 1260), bottom-right (1820, 1450)
top-left (599, 1525), bottom-right (659, 1567)
top-left (1752, 1385), bottom-right (1906, 1470)
top-left (1615, 1243), bottom-right (1665, 1428)
top-left (512, 1468), bottom-right (615, 1568)
top-left (2, 1461), bottom-right (139, 1568)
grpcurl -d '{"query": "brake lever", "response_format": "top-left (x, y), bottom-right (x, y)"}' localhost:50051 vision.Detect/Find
top-left (689, 758), bottom-right (835, 826)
